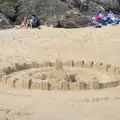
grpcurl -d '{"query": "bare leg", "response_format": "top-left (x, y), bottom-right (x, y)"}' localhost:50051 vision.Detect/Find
top-left (25, 21), bottom-right (32, 28)
top-left (15, 24), bottom-right (24, 29)
top-left (30, 21), bottom-right (33, 28)
top-left (15, 21), bottom-right (25, 29)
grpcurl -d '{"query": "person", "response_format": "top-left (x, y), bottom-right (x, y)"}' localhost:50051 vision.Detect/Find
top-left (95, 13), bottom-right (102, 24)
top-left (113, 17), bottom-right (120, 25)
top-left (95, 13), bottom-right (101, 22)
top-left (107, 11), bottom-right (115, 19)
top-left (15, 17), bottom-right (28, 29)
top-left (98, 11), bottom-right (104, 19)
top-left (107, 11), bottom-right (115, 24)
top-left (29, 15), bottom-right (40, 28)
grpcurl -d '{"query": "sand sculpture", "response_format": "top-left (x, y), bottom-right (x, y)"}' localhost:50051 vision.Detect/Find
top-left (0, 59), bottom-right (120, 91)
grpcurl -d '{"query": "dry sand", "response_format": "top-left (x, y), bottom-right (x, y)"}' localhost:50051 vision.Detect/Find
top-left (0, 25), bottom-right (120, 120)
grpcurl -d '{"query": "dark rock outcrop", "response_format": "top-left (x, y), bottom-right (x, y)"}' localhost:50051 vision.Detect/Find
top-left (46, 8), bottom-right (93, 28)
top-left (0, 0), bottom-right (120, 28)
top-left (0, 12), bottom-right (13, 29)
top-left (15, 0), bottom-right (105, 28)
top-left (0, 4), bottom-right (17, 22)
top-left (15, 0), bottom-right (70, 24)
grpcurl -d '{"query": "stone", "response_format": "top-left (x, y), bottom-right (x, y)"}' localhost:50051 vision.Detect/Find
top-left (15, 0), bottom-right (69, 24)
top-left (0, 4), bottom-right (17, 22)
top-left (2, 0), bottom-right (120, 29)
top-left (0, 12), bottom-right (13, 29)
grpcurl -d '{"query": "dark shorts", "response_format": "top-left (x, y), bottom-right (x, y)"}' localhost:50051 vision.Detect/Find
top-left (32, 20), bottom-right (40, 28)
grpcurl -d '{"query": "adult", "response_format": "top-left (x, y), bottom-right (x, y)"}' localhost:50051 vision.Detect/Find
top-left (107, 11), bottom-right (115, 19)
top-left (98, 11), bottom-right (104, 19)
top-left (30, 15), bottom-right (40, 28)
top-left (95, 13), bottom-right (101, 23)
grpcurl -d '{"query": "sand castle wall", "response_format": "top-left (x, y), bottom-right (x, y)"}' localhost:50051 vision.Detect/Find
top-left (1, 59), bottom-right (120, 90)
top-left (2, 60), bottom-right (120, 75)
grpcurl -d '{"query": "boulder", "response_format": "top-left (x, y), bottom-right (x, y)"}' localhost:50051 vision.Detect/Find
top-left (86, 0), bottom-right (120, 13)
top-left (46, 8), bottom-right (93, 28)
top-left (0, 0), bottom-right (120, 29)
top-left (0, 12), bottom-right (13, 29)
top-left (15, 0), bottom-right (70, 24)
top-left (82, 1), bottom-right (105, 15)
top-left (15, 0), bottom-right (106, 26)
top-left (0, 4), bottom-right (17, 22)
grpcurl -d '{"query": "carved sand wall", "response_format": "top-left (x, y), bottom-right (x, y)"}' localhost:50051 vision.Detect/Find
top-left (0, 59), bottom-right (120, 90)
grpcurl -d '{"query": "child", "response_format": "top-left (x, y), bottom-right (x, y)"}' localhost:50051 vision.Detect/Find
top-left (16, 17), bottom-right (28, 29)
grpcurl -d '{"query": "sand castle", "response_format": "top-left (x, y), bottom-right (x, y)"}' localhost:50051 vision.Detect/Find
top-left (0, 59), bottom-right (120, 91)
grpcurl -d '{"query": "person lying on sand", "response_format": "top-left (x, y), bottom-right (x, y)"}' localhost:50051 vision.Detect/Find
top-left (15, 17), bottom-right (28, 29)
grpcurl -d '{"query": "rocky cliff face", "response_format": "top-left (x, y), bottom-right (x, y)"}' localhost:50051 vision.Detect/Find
top-left (0, 0), bottom-right (120, 28)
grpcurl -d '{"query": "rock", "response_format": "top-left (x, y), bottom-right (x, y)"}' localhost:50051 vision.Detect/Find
top-left (14, 0), bottom-right (107, 26)
top-left (0, 0), bottom-right (120, 28)
top-left (86, 0), bottom-right (120, 13)
top-left (0, 12), bottom-right (13, 29)
top-left (82, 1), bottom-right (105, 15)
top-left (93, 0), bottom-right (120, 8)
top-left (15, 0), bottom-right (69, 24)
top-left (46, 8), bottom-right (92, 28)
top-left (0, 4), bottom-right (17, 22)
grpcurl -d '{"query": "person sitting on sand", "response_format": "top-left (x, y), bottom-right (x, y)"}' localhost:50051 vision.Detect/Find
top-left (16, 17), bottom-right (28, 29)
top-left (107, 11), bottom-right (115, 24)
top-left (98, 11), bottom-right (104, 19)
top-left (29, 15), bottom-right (40, 28)
top-left (95, 13), bottom-right (101, 23)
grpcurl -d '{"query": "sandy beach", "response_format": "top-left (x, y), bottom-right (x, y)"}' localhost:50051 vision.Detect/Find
top-left (0, 25), bottom-right (120, 66)
top-left (0, 25), bottom-right (120, 120)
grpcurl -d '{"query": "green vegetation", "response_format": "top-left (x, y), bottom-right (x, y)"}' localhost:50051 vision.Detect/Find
top-left (0, 0), bottom-right (18, 6)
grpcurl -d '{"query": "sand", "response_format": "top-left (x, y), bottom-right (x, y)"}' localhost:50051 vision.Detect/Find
top-left (0, 25), bottom-right (120, 119)
top-left (0, 25), bottom-right (120, 66)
